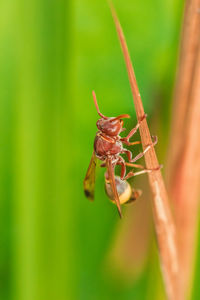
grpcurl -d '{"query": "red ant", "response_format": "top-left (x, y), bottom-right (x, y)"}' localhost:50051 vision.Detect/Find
top-left (84, 91), bottom-right (159, 217)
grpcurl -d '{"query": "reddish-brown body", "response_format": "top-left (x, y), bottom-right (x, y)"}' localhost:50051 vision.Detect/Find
top-left (84, 91), bottom-right (158, 217)
top-left (94, 134), bottom-right (122, 160)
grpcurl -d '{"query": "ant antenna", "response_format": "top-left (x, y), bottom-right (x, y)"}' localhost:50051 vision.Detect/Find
top-left (110, 114), bottom-right (130, 122)
top-left (92, 91), bottom-right (108, 119)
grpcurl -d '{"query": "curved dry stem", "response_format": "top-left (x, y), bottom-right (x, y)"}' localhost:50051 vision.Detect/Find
top-left (109, 3), bottom-right (179, 299)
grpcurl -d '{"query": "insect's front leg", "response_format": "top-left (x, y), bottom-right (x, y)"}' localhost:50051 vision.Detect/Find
top-left (120, 114), bottom-right (147, 145)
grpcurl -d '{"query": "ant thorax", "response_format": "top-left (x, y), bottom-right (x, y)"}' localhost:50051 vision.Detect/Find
top-left (94, 133), bottom-right (123, 161)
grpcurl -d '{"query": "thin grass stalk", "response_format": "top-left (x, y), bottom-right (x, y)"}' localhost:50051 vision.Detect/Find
top-left (167, 0), bottom-right (200, 185)
top-left (170, 40), bottom-right (200, 299)
top-left (109, 3), bottom-right (179, 300)
top-left (167, 0), bottom-right (200, 298)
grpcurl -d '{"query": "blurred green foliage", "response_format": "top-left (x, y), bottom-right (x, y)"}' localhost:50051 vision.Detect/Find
top-left (1, 0), bottom-right (199, 300)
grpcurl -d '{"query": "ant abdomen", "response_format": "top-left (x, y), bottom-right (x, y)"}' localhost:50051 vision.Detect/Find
top-left (105, 175), bottom-right (142, 205)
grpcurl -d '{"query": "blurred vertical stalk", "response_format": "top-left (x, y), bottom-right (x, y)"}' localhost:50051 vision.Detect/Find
top-left (168, 0), bottom-right (200, 298)
top-left (168, 0), bottom-right (200, 183)
top-left (0, 1), bottom-right (16, 299)
top-left (12, 1), bottom-right (76, 300)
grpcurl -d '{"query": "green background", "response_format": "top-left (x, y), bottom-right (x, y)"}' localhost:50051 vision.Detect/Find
top-left (1, 0), bottom-right (200, 299)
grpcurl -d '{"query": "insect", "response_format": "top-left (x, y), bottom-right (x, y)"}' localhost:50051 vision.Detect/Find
top-left (84, 91), bottom-right (159, 217)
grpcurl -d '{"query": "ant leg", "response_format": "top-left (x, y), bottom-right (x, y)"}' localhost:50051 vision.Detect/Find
top-left (116, 156), bottom-right (127, 179)
top-left (121, 140), bottom-right (142, 146)
top-left (125, 162), bottom-right (163, 170)
top-left (125, 162), bottom-right (146, 169)
top-left (122, 136), bottom-right (158, 163)
top-left (124, 166), bottom-right (161, 180)
top-left (122, 149), bottom-right (133, 161)
top-left (125, 161), bottom-right (163, 177)
top-left (126, 114), bottom-right (147, 139)
top-left (120, 114), bottom-right (147, 144)
top-left (131, 136), bottom-right (158, 163)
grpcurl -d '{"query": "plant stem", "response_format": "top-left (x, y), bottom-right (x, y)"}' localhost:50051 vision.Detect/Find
top-left (170, 40), bottom-right (200, 300)
top-left (109, 3), bottom-right (179, 300)
top-left (167, 0), bottom-right (200, 298)
top-left (167, 0), bottom-right (200, 185)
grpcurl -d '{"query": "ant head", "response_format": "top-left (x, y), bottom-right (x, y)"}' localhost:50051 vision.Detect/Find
top-left (92, 91), bottom-right (130, 136)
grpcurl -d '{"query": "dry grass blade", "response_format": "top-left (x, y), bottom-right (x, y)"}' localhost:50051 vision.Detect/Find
top-left (167, 0), bottom-right (200, 184)
top-left (170, 40), bottom-right (200, 299)
top-left (109, 3), bottom-right (179, 299)
top-left (167, 1), bottom-right (200, 297)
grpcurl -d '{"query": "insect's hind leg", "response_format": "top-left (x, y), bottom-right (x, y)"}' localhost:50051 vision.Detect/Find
top-left (124, 165), bottom-right (162, 180)
top-left (116, 156), bottom-right (127, 180)
top-left (126, 162), bottom-right (148, 169)
top-left (103, 157), bottom-right (127, 180)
